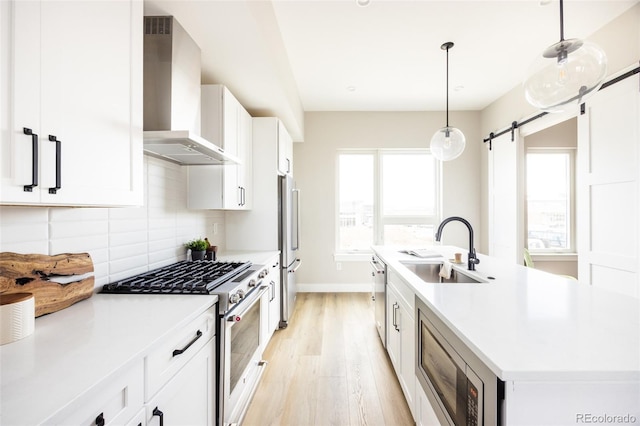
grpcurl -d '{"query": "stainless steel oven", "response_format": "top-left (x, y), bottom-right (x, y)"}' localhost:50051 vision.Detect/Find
top-left (218, 269), bottom-right (269, 426)
top-left (416, 296), bottom-right (503, 426)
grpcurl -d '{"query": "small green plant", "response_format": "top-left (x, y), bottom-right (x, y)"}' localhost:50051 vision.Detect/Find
top-left (185, 238), bottom-right (208, 251)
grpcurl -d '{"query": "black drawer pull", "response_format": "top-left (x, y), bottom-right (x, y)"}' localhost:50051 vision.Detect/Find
top-left (95, 412), bottom-right (105, 426)
top-left (23, 127), bottom-right (38, 192)
top-left (172, 329), bottom-right (202, 357)
top-left (48, 135), bottom-right (61, 194)
top-left (152, 407), bottom-right (164, 426)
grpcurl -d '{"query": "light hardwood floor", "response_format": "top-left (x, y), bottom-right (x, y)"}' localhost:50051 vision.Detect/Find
top-left (243, 292), bottom-right (414, 426)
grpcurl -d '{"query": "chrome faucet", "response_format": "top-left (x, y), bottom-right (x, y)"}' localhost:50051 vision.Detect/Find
top-left (435, 216), bottom-right (480, 271)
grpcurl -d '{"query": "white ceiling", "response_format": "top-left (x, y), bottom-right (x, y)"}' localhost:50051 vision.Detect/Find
top-left (144, 0), bottom-right (638, 140)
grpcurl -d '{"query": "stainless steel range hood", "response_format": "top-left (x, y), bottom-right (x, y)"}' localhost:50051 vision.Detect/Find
top-left (143, 16), bottom-right (239, 165)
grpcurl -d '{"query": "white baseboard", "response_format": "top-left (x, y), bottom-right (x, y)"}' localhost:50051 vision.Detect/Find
top-left (297, 283), bottom-right (371, 293)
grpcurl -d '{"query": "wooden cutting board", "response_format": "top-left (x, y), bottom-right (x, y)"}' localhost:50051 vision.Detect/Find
top-left (0, 252), bottom-right (94, 317)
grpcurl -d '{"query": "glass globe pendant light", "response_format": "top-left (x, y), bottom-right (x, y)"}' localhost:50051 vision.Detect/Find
top-left (430, 42), bottom-right (465, 162)
top-left (524, 0), bottom-right (607, 113)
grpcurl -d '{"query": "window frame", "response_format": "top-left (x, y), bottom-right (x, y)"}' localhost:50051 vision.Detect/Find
top-left (525, 147), bottom-right (576, 254)
top-left (335, 148), bottom-right (441, 257)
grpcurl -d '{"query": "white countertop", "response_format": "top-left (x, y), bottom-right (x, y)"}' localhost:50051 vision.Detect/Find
top-left (373, 245), bottom-right (640, 382)
top-left (0, 293), bottom-right (217, 425)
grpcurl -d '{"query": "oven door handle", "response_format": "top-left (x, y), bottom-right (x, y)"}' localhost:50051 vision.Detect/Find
top-left (224, 285), bottom-right (268, 322)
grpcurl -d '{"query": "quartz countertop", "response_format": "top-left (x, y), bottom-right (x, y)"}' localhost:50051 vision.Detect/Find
top-left (0, 293), bottom-right (217, 425)
top-left (373, 245), bottom-right (640, 382)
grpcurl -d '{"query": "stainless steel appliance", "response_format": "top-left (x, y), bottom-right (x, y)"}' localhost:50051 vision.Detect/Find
top-left (218, 264), bottom-right (270, 426)
top-left (143, 15), bottom-right (238, 165)
top-left (279, 174), bottom-right (301, 328)
top-left (101, 260), bottom-right (271, 426)
top-left (416, 296), bottom-right (503, 425)
top-left (370, 254), bottom-right (386, 347)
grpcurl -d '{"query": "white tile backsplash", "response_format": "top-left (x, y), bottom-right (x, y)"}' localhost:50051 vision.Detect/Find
top-left (0, 156), bottom-right (224, 289)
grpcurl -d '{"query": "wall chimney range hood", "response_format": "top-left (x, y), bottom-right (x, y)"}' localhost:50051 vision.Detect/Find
top-left (143, 16), bottom-right (239, 165)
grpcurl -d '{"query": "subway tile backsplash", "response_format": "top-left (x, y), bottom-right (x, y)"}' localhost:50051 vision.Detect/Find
top-left (0, 157), bottom-right (225, 288)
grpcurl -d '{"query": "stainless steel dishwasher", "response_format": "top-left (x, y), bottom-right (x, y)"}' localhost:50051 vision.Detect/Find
top-left (370, 254), bottom-right (387, 347)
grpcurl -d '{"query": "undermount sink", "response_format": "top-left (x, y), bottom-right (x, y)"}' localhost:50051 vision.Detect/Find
top-left (399, 261), bottom-right (486, 284)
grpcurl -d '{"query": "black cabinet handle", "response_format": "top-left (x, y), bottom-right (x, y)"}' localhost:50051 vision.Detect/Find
top-left (152, 407), bottom-right (164, 426)
top-left (23, 127), bottom-right (38, 192)
top-left (172, 329), bottom-right (202, 357)
top-left (95, 412), bottom-right (105, 426)
top-left (48, 135), bottom-right (61, 194)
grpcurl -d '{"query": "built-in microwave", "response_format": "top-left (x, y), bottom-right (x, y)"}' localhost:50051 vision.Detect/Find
top-left (416, 296), bottom-right (503, 426)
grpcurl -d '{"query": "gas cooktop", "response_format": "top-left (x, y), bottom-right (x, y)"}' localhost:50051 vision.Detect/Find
top-left (101, 260), bottom-right (252, 295)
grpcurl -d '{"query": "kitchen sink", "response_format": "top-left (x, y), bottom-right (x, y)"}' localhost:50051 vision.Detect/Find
top-left (399, 261), bottom-right (486, 284)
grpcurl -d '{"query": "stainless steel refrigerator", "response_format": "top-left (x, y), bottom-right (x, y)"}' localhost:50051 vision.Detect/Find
top-left (279, 174), bottom-right (300, 327)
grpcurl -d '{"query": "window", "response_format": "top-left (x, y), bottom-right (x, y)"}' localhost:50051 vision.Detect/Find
top-left (525, 149), bottom-right (575, 252)
top-left (337, 149), bottom-right (440, 252)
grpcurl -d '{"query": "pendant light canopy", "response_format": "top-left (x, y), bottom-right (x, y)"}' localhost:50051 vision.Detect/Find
top-left (430, 42), bottom-right (465, 162)
top-left (524, 0), bottom-right (607, 113)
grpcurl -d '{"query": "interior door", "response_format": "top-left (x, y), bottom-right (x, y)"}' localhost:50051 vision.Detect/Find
top-left (577, 74), bottom-right (640, 298)
top-left (487, 131), bottom-right (525, 264)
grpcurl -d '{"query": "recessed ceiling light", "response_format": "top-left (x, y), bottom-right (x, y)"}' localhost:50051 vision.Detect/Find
top-left (356, 0), bottom-right (371, 7)
top-left (347, 86), bottom-right (356, 92)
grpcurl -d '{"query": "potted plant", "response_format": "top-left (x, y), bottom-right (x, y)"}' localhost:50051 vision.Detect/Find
top-left (185, 238), bottom-right (208, 261)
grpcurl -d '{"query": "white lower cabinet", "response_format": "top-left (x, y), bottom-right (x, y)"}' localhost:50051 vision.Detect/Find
top-left (126, 409), bottom-right (147, 426)
top-left (44, 359), bottom-right (144, 426)
top-left (386, 270), bottom-right (416, 418)
top-left (44, 306), bottom-right (216, 426)
top-left (145, 339), bottom-right (215, 426)
top-left (415, 377), bottom-right (442, 426)
top-left (144, 307), bottom-right (216, 426)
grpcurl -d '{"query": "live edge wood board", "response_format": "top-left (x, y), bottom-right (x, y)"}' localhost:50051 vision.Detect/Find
top-left (0, 252), bottom-right (94, 317)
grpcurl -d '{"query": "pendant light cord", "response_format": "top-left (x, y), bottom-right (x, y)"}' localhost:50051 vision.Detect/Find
top-left (441, 42), bottom-right (454, 127)
top-left (446, 45), bottom-right (449, 127)
top-left (559, 0), bottom-right (565, 41)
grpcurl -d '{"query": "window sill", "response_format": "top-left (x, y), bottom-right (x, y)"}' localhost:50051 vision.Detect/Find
top-left (530, 253), bottom-right (577, 262)
top-left (334, 252), bottom-right (373, 262)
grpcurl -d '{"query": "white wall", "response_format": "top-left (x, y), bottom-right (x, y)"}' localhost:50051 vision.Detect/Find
top-left (294, 111), bottom-right (481, 288)
top-left (0, 156), bottom-right (225, 289)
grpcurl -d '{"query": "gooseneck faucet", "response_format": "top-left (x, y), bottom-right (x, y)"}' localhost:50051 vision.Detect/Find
top-left (435, 216), bottom-right (480, 271)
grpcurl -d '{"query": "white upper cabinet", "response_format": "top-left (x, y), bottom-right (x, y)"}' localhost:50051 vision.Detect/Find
top-left (0, 0), bottom-right (143, 206)
top-left (188, 84), bottom-right (252, 210)
top-left (277, 120), bottom-right (293, 176)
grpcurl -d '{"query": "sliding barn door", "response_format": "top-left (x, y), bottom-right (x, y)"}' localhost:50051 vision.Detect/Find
top-left (488, 131), bottom-right (525, 264)
top-left (577, 75), bottom-right (640, 298)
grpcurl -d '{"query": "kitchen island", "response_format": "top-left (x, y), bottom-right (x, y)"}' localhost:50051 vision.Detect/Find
top-left (373, 245), bottom-right (640, 425)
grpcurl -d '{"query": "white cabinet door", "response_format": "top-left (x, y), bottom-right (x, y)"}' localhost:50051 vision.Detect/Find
top-left (277, 120), bottom-right (293, 176)
top-left (44, 359), bottom-right (144, 426)
top-left (415, 379), bottom-right (442, 426)
top-left (146, 339), bottom-right (215, 426)
top-left (238, 105), bottom-right (253, 209)
top-left (1, 0), bottom-right (143, 206)
top-left (190, 85), bottom-right (252, 210)
top-left (386, 271), bottom-right (416, 417)
top-left (386, 284), bottom-right (401, 374)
